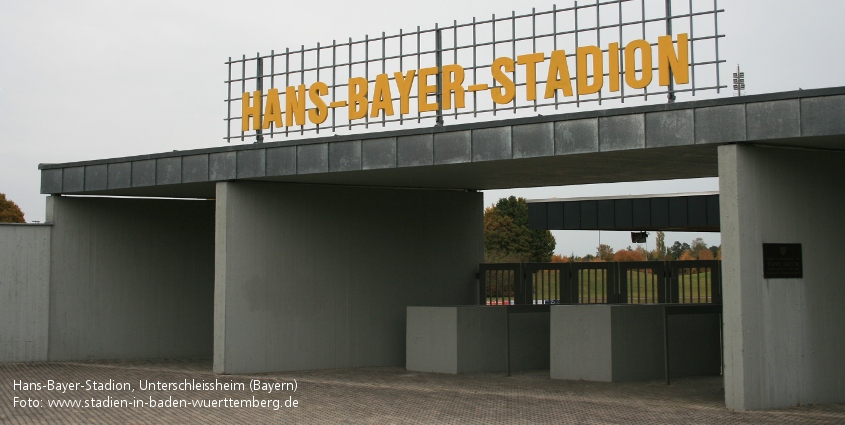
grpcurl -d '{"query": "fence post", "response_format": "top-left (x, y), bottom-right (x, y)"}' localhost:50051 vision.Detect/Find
top-left (478, 268), bottom-right (486, 305)
top-left (711, 261), bottom-right (723, 304)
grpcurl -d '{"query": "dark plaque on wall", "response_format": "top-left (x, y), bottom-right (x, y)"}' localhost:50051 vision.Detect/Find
top-left (763, 243), bottom-right (803, 279)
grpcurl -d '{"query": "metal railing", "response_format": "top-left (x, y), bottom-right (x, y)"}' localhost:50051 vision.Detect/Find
top-left (479, 260), bottom-right (721, 305)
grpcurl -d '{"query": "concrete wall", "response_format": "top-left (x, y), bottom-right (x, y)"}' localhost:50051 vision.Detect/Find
top-left (720, 145), bottom-right (845, 410)
top-left (47, 196), bottom-right (215, 360)
top-left (0, 224), bottom-right (51, 362)
top-left (215, 182), bottom-right (483, 374)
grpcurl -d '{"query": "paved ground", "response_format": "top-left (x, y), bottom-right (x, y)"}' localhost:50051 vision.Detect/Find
top-left (1, 359), bottom-right (843, 424)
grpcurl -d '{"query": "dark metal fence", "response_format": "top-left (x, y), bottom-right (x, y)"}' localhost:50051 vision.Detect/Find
top-left (479, 260), bottom-right (721, 305)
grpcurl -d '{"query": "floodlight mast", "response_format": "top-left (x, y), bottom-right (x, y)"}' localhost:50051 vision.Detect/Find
top-left (733, 65), bottom-right (746, 96)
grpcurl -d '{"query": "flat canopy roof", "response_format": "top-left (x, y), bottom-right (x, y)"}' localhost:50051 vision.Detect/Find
top-left (39, 87), bottom-right (845, 198)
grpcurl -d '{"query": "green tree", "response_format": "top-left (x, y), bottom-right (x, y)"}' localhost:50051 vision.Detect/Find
top-left (652, 231), bottom-right (667, 260)
top-left (0, 193), bottom-right (25, 223)
top-left (483, 196), bottom-right (555, 262)
top-left (668, 241), bottom-right (691, 260)
top-left (597, 244), bottom-right (615, 262)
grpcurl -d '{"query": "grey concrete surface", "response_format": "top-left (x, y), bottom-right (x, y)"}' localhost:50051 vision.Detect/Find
top-left (508, 311), bottom-right (550, 371)
top-left (39, 88), bottom-right (845, 197)
top-left (407, 307), bottom-right (551, 374)
top-left (668, 314), bottom-right (722, 378)
top-left (3, 359), bottom-right (844, 424)
top-left (555, 118), bottom-right (598, 154)
top-left (362, 137), bottom-right (396, 170)
top-left (719, 145), bottom-right (845, 410)
top-left (396, 134), bottom-right (433, 167)
top-left (406, 306), bottom-right (507, 374)
top-left (46, 196), bottom-right (215, 361)
top-left (214, 182), bottom-right (483, 374)
top-left (0, 224), bottom-right (51, 363)
top-left (551, 305), bottom-right (719, 383)
top-left (329, 140), bottom-right (361, 172)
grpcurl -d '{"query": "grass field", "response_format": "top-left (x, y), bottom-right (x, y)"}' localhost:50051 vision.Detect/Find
top-left (485, 268), bottom-right (715, 304)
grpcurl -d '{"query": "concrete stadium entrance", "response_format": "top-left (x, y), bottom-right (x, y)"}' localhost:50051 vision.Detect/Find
top-left (2, 86), bottom-right (842, 410)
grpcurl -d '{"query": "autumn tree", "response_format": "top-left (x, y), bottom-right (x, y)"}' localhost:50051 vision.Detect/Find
top-left (613, 246), bottom-right (647, 262)
top-left (483, 196), bottom-right (555, 262)
top-left (698, 249), bottom-right (715, 260)
top-left (679, 249), bottom-right (697, 261)
top-left (0, 193), bottom-right (25, 223)
top-left (691, 237), bottom-right (709, 259)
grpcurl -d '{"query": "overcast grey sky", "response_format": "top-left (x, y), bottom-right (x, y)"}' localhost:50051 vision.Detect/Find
top-left (2, 0), bottom-right (844, 255)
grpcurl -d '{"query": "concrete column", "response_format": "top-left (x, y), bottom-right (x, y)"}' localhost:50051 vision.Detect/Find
top-left (214, 182), bottom-right (483, 374)
top-left (720, 144), bottom-right (845, 410)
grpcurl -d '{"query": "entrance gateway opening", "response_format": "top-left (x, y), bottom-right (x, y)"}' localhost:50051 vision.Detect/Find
top-left (3, 0), bottom-right (844, 412)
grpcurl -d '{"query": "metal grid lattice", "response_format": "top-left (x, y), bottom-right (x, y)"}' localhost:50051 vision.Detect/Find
top-left (225, 0), bottom-right (725, 142)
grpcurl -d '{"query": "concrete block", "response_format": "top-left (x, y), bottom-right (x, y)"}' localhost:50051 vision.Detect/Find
top-left (329, 140), bottom-right (361, 172)
top-left (746, 99), bottom-right (800, 140)
top-left (107, 162), bottom-right (131, 189)
top-left (695, 104), bottom-right (746, 144)
top-left (434, 130), bottom-right (471, 165)
top-left (801, 95), bottom-right (845, 136)
top-left (209, 152), bottom-right (236, 181)
top-left (646, 109), bottom-right (694, 148)
top-left (41, 169), bottom-right (62, 194)
top-left (599, 114), bottom-right (645, 151)
top-left (513, 123), bottom-right (553, 158)
top-left (551, 305), bottom-right (612, 381)
top-left (182, 154), bottom-right (209, 183)
top-left (397, 134), bottom-right (433, 167)
top-left (236, 149), bottom-right (266, 179)
top-left (551, 305), bottom-right (665, 382)
top-left (406, 306), bottom-right (508, 374)
top-left (472, 127), bottom-right (512, 162)
top-left (131, 160), bottom-right (156, 187)
top-left (362, 137), bottom-right (396, 170)
top-left (156, 157), bottom-right (182, 185)
top-left (84, 164), bottom-right (107, 191)
top-left (610, 306), bottom-right (664, 382)
top-left (297, 144), bottom-right (328, 174)
top-left (406, 307), bottom-right (458, 374)
top-left (667, 314), bottom-right (721, 378)
top-left (555, 118), bottom-right (598, 154)
top-left (266, 146), bottom-right (296, 176)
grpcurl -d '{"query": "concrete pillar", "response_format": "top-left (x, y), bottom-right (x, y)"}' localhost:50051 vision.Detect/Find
top-left (214, 182), bottom-right (482, 374)
top-left (47, 196), bottom-right (215, 360)
top-left (719, 144), bottom-right (845, 410)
